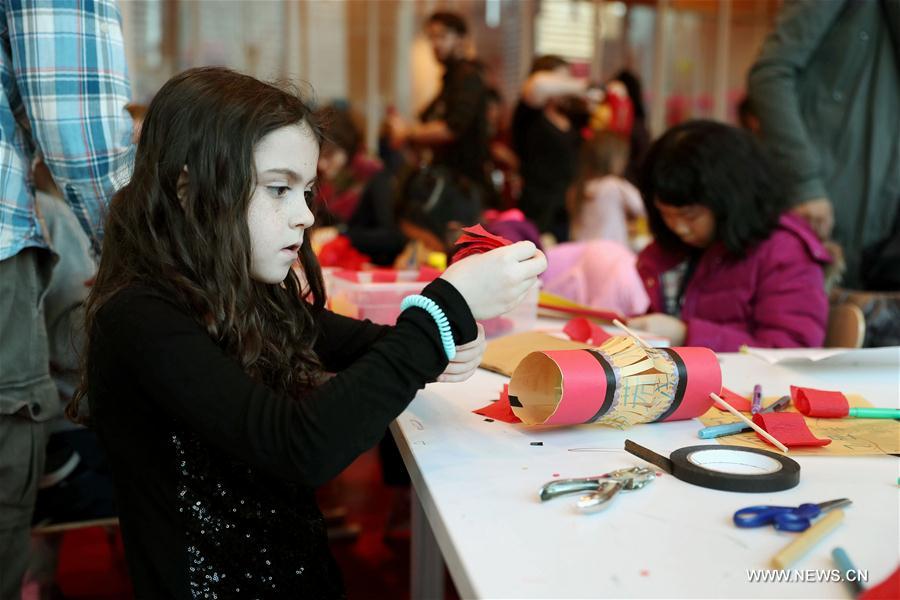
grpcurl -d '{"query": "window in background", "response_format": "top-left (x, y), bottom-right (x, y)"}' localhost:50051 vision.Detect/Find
top-left (662, 7), bottom-right (717, 125)
top-left (120, 0), bottom-right (165, 102)
top-left (594, 1), bottom-right (628, 79)
top-left (534, 0), bottom-right (595, 75)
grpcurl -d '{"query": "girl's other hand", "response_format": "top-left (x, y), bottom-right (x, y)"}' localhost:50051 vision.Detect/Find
top-left (440, 241), bottom-right (547, 321)
top-left (436, 324), bottom-right (485, 383)
top-left (627, 313), bottom-right (687, 345)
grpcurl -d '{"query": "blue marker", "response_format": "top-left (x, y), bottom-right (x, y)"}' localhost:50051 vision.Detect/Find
top-left (698, 395), bottom-right (790, 439)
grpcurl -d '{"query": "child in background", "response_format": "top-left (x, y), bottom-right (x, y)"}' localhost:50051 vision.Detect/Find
top-left (393, 164), bottom-right (483, 268)
top-left (540, 240), bottom-right (650, 317)
top-left (567, 130), bottom-right (644, 248)
top-left (513, 54), bottom-right (588, 243)
top-left (629, 120), bottom-right (830, 351)
top-left (482, 208), bottom-right (541, 249)
top-left (314, 104), bottom-right (382, 225)
top-left (71, 67), bottom-right (545, 598)
top-left (342, 169), bottom-right (408, 266)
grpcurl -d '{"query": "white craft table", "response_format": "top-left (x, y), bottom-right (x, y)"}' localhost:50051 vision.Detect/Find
top-left (391, 343), bottom-right (900, 599)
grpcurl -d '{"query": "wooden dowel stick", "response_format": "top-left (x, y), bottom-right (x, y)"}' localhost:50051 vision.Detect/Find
top-left (612, 319), bottom-right (651, 348)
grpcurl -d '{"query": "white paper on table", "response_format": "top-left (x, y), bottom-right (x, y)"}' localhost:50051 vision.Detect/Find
top-left (744, 346), bottom-right (900, 367)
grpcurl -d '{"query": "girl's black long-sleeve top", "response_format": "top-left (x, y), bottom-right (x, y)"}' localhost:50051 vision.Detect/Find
top-left (87, 278), bottom-right (476, 599)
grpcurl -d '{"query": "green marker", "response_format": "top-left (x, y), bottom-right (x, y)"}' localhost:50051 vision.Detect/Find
top-left (847, 407), bottom-right (900, 419)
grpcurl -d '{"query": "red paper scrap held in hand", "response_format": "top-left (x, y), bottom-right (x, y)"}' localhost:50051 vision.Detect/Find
top-left (563, 317), bottom-right (611, 346)
top-left (473, 384), bottom-right (521, 424)
top-left (752, 412), bottom-right (831, 448)
top-left (713, 387), bottom-right (754, 412)
top-left (452, 225), bottom-right (512, 262)
top-left (790, 385), bottom-right (850, 418)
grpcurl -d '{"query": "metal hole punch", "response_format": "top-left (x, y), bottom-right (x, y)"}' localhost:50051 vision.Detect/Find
top-left (539, 467), bottom-right (656, 513)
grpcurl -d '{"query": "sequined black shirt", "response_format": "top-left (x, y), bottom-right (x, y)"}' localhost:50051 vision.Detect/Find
top-left (87, 279), bottom-right (476, 599)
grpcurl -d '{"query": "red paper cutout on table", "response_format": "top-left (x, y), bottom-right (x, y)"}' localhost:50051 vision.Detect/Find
top-left (713, 387), bottom-right (753, 412)
top-left (563, 317), bottom-right (611, 346)
top-left (790, 385), bottom-right (850, 418)
top-left (752, 412), bottom-right (832, 448)
top-left (473, 384), bottom-right (521, 423)
top-left (452, 225), bottom-right (512, 262)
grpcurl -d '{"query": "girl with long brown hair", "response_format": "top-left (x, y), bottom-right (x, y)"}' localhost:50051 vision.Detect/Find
top-left (71, 67), bottom-right (545, 598)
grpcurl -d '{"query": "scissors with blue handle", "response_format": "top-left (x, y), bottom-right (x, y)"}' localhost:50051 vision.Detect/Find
top-left (733, 498), bottom-right (852, 532)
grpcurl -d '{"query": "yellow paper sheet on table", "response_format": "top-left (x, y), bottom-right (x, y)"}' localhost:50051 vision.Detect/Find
top-left (537, 291), bottom-right (625, 322)
top-left (698, 395), bottom-right (900, 456)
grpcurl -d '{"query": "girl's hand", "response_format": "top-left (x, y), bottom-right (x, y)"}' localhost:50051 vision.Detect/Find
top-left (440, 241), bottom-right (547, 321)
top-left (627, 313), bottom-right (687, 345)
top-left (437, 324), bottom-right (485, 383)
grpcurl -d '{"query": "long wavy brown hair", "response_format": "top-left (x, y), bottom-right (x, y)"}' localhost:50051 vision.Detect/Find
top-left (68, 67), bottom-right (327, 422)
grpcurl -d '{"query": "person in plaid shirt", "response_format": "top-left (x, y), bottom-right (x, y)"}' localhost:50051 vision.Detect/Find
top-left (0, 1), bottom-right (133, 596)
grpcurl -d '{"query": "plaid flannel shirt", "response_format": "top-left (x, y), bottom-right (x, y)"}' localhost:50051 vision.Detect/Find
top-left (0, 0), bottom-right (133, 260)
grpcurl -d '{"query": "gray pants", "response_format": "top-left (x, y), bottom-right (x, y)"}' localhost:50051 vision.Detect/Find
top-left (0, 248), bottom-right (57, 600)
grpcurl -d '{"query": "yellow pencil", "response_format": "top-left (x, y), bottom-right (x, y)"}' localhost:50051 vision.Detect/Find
top-left (771, 509), bottom-right (845, 569)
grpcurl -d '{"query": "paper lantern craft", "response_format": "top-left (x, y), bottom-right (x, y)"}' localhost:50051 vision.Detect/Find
top-left (507, 335), bottom-right (721, 428)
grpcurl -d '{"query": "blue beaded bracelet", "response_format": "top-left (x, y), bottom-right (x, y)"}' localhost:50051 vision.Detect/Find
top-left (400, 294), bottom-right (456, 360)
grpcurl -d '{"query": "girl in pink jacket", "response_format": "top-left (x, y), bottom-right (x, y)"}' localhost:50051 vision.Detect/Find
top-left (629, 120), bottom-right (831, 351)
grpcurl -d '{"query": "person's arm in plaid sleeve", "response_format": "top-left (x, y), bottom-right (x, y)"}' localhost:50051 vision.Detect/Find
top-left (6, 0), bottom-right (134, 254)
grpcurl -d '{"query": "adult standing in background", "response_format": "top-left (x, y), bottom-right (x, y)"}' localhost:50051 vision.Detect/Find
top-left (748, 0), bottom-right (900, 289)
top-left (512, 55), bottom-right (589, 243)
top-left (0, 0), bottom-right (133, 596)
top-left (389, 11), bottom-right (492, 206)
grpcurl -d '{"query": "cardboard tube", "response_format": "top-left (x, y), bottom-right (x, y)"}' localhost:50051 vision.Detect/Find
top-left (508, 339), bottom-right (723, 428)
